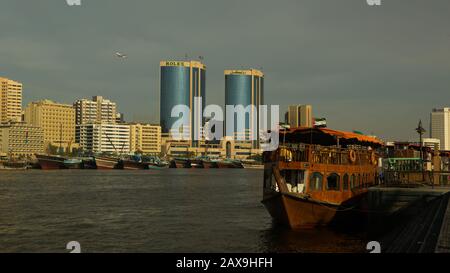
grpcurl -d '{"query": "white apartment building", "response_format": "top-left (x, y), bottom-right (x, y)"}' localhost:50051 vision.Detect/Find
top-left (74, 96), bottom-right (117, 125)
top-left (0, 77), bottom-right (23, 123)
top-left (76, 123), bottom-right (130, 154)
top-left (422, 138), bottom-right (441, 150)
top-left (431, 108), bottom-right (450, 150)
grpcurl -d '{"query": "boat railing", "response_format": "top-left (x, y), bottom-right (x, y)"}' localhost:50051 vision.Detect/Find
top-left (278, 144), bottom-right (374, 166)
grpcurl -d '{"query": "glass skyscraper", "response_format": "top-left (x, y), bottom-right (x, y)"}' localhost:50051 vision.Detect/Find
top-left (224, 69), bottom-right (264, 148)
top-left (160, 60), bottom-right (206, 145)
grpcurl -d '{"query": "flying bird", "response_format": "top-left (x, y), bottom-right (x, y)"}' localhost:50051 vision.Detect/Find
top-left (115, 52), bottom-right (128, 59)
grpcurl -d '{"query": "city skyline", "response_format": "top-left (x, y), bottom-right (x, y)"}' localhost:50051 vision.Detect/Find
top-left (1, 0), bottom-right (450, 141)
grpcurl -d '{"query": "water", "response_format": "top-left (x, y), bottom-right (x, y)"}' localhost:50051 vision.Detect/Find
top-left (0, 169), bottom-right (367, 253)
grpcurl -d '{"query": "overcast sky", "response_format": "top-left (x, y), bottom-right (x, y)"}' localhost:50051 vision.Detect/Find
top-left (1, 0), bottom-right (449, 141)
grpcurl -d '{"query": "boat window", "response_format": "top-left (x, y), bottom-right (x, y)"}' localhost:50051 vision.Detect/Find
top-left (350, 174), bottom-right (356, 189)
top-left (309, 172), bottom-right (323, 191)
top-left (326, 173), bottom-right (340, 191)
top-left (282, 170), bottom-right (292, 184)
top-left (284, 170), bottom-right (302, 193)
top-left (294, 171), bottom-right (305, 193)
top-left (343, 174), bottom-right (349, 191)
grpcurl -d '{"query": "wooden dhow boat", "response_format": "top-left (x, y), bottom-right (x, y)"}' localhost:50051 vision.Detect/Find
top-left (262, 127), bottom-right (383, 229)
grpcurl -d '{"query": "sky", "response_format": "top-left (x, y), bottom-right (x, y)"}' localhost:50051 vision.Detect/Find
top-left (1, 0), bottom-right (449, 141)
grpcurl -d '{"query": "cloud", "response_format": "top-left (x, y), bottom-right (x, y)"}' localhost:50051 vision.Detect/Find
top-left (1, 0), bottom-right (449, 140)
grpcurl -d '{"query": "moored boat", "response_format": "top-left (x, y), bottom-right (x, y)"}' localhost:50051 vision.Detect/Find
top-left (190, 158), bottom-right (204, 168)
top-left (0, 161), bottom-right (29, 170)
top-left (143, 156), bottom-right (168, 169)
top-left (81, 158), bottom-right (97, 169)
top-left (202, 159), bottom-right (218, 169)
top-left (242, 159), bottom-right (264, 169)
top-left (215, 159), bottom-right (244, 169)
top-left (147, 162), bottom-right (169, 169)
top-left (261, 127), bottom-right (383, 229)
top-left (243, 164), bottom-right (264, 169)
top-left (94, 156), bottom-right (123, 170)
top-left (169, 158), bottom-right (191, 168)
top-left (122, 159), bottom-right (149, 170)
top-left (63, 158), bottom-right (83, 169)
top-left (36, 154), bottom-right (66, 170)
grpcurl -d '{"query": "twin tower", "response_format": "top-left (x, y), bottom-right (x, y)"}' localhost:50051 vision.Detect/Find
top-left (160, 60), bottom-right (264, 146)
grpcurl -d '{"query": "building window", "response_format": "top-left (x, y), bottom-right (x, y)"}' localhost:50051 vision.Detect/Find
top-left (309, 172), bottom-right (323, 191)
top-left (327, 173), bottom-right (340, 191)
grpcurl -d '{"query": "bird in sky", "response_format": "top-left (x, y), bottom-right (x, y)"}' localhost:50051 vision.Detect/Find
top-left (115, 52), bottom-right (128, 59)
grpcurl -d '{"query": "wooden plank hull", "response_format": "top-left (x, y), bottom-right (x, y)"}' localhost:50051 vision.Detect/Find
top-left (169, 160), bottom-right (191, 168)
top-left (95, 157), bottom-right (122, 170)
top-left (262, 193), bottom-right (338, 229)
top-left (123, 160), bottom-right (149, 170)
top-left (64, 162), bottom-right (83, 169)
top-left (202, 161), bottom-right (218, 168)
top-left (36, 155), bottom-right (65, 170)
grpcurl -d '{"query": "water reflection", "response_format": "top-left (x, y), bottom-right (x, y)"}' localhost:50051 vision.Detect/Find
top-left (0, 169), bottom-right (368, 253)
top-left (260, 222), bottom-right (367, 253)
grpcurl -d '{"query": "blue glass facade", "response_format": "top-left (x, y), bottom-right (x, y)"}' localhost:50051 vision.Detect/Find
top-left (160, 62), bottom-right (206, 147)
top-left (225, 74), bottom-right (252, 134)
top-left (160, 66), bottom-right (191, 133)
top-left (224, 70), bottom-right (264, 148)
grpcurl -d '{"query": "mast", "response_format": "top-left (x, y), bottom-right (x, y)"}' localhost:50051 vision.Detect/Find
top-left (105, 132), bottom-right (118, 155)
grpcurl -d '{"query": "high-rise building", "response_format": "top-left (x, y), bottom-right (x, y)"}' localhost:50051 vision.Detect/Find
top-left (0, 77), bottom-right (23, 123)
top-left (74, 96), bottom-right (117, 125)
top-left (24, 100), bottom-right (76, 152)
top-left (76, 123), bottom-right (130, 154)
top-left (431, 108), bottom-right (450, 150)
top-left (129, 123), bottom-right (161, 155)
top-left (0, 122), bottom-right (44, 158)
top-left (116, 112), bottom-right (125, 124)
top-left (224, 69), bottom-right (264, 148)
top-left (285, 104), bottom-right (313, 128)
top-left (160, 60), bottom-right (206, 145)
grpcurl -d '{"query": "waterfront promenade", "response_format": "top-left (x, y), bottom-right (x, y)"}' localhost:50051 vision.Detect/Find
top-left (436, 193), bottom-right (450, 253)
top-left (369, 186), bottom-right (450, 253)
